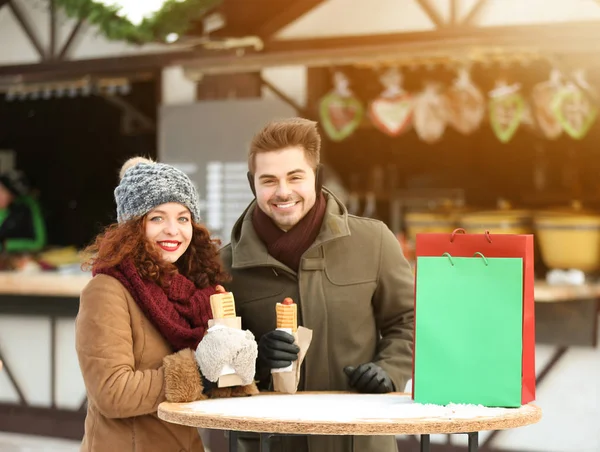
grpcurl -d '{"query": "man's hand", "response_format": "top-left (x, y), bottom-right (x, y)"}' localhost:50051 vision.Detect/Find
top-left (258, 330), bottom-right (299, 370)
top-left (344, 362), bottom-right (394, 394)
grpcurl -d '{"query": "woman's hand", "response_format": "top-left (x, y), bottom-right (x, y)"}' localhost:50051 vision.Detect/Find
top-left (163, 348), bottom-right (206, 403)
top-left (215, 285), bottom-right (226, 293)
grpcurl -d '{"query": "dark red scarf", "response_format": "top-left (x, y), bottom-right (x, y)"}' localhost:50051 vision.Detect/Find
top-left (94, 259), bottom-right (215, 351)
top-left (252, 193), bottom-right (326, 272)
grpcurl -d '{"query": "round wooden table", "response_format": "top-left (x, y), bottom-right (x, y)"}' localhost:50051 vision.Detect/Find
top-left (158, 392), bottom-right (542, 452)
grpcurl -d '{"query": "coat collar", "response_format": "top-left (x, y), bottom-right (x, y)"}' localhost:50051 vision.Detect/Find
top-left (229, 188), bottom-right (351, 270)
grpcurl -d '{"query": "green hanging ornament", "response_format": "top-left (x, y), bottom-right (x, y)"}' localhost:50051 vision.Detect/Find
top-left (552, 86), bottom-right (597, 140)
top-left (489, 84), bottom-right (525, 144)
top-left (319, 72), bottom-right (364, 142)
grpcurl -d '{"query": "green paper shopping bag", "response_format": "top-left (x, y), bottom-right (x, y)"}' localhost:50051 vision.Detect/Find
top-left (414, 252), bottom-right (524, 407)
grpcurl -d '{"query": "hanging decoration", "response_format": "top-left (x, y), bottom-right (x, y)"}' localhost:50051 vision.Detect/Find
top-left (530, 69), bottom-right (564, 140)
top-left (368, 68), bottom-right (414, 137)
top-left (319, 71), bottom-right (364, 142)
top-left (552, 70), bottom-right (598, 140)
top-left (412, 82), bottom-right (450, 144)
top-left (488, 81), bottom-right (526, 143)
top-left (313, 51), bottom-right (598, 144)
top-left (445, 68), bottom-right (485, 136)
top-left (55, 0), bottom-right (220, 44)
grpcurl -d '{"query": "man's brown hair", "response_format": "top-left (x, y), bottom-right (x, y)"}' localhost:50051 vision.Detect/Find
top-left (248, 117), bottom-right (321, 174)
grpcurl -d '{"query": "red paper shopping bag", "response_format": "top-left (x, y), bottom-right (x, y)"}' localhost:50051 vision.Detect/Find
top-left (413, 228), bottom-right (535, 405)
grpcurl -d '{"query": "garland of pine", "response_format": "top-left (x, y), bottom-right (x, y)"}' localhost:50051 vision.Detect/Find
top-left (55, 0), bottom-right (221, 44)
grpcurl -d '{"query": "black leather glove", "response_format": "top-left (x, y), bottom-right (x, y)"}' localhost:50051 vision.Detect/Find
top-left (257, 330), bottom-right (299, 377)
top-left (344, 362), bottom-right (394, 394)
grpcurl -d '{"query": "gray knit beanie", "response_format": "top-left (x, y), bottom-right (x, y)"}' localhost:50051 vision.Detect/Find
top-left (114, 157), bottom-right (201, 223)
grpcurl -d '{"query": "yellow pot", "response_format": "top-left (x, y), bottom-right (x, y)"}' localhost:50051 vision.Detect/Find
top-left (534, 211), bottom-right (600, 271)
top-left (404, 211), bottom-right (457, 241)
top-left (459, 210), bottom-right (532, 235)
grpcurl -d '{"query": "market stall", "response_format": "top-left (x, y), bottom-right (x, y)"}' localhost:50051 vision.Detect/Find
top-left (1, 1), bottom-right (600, 450)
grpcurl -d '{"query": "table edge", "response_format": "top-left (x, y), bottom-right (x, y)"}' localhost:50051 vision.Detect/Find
top-left (157, 400), bottom-right (542, 436)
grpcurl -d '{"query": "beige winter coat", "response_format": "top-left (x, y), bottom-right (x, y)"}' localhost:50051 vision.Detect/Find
top-left (76, 274), bottom-right (205, 452)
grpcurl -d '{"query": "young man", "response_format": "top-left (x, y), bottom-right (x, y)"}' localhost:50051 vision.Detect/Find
top-left (220, 118), bottom-right (414, 452)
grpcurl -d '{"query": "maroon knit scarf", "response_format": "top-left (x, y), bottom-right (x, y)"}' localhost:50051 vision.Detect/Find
top-left (94, 259), bottom-right (215, 351)
top-left (252, 193), bottom-right (326, 272)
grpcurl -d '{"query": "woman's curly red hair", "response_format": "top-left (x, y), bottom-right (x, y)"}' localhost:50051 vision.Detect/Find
top-left (82, 217), bottom-right (229, 289)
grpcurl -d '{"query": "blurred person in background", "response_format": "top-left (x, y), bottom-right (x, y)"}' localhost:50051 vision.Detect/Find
top-left (0, 170), bottom-right (46, 253)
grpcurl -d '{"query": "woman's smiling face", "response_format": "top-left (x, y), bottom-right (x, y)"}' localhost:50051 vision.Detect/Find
top-left (144, 203), bottom-right (192, 263)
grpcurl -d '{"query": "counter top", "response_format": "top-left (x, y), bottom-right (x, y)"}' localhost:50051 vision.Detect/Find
top-left (0, 271), bottom-right (597, 302)
top-left (534, 281), bottom-right (600, 303)
top-left (0, 272), bottom-right (91, 297)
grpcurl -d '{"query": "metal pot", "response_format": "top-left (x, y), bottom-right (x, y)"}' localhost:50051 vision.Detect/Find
top-left (534, 202), bottom-right (600, 271)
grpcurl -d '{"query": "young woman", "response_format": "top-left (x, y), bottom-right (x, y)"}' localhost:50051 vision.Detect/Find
top-left (76, 157), bottom-right (230, 452)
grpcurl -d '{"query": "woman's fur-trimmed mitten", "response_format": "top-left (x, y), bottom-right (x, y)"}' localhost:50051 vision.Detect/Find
top-left (163, 348), bottom-right (207, 403)
top-left (196, 326), bottom-right (260, 398)
top-left (196, 327), bottom-right (258, 385)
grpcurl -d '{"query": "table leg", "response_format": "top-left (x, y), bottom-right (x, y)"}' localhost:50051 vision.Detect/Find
top-left (420, 434), bottom-right (431, 452)
top-left (228, 430), bottom-right (238, 452)
top-left (260, 433), bottom-right (272, 452)
top-left (468, 432), bottom-right (479, 452)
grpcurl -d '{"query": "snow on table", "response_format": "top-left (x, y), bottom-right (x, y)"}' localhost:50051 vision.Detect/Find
top-left (183, 393), bottom-right (514, 423)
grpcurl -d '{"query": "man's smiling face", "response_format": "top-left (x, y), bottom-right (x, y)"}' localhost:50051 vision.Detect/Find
top-left (253, 146), bottom-right (317, 231)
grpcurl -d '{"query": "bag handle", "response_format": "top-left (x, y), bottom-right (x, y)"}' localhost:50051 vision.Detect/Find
top-left (442, 252), bottom-right (454, 266)
top-left (443, 252), bottom-right (489, 266)
top-left (450, 228), bottom-right (493, 243)
top-left (473, 252), bottom-right (489, 266)
top-left (450, 228), bottom-right (466, 242)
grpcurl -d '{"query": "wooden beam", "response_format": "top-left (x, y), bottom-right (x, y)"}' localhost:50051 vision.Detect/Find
top-left (263, 20), bottom-right (600, 54)
top-left (415, 0), bottom-right (445, 28)
top-left (3, 21), bottom-right (600, 80)
top-left (256, 0), bottom-right (326, 38)
top-left (49, 0), bottom-right (56, 59)
top-left (0, 47), bottom-right (233, 80)
top-left (8, 0), bottom-right (47, 60)
top-left (260, 76), bottom-right (310, 117)
top-left (177, 21), bottom-right (600, 75)
top-left (57, 18), bottom-right (86, 60)
top-left (450, 0), bottom-right (458, 25)
top-left (0, 403), bottom-right (85, 440)
top-left (99, 94), bottom-right (155, 131)
top-left (0, 352), bottom-right (26, 404)
top-left (461, 0), bottom-right (489, 26)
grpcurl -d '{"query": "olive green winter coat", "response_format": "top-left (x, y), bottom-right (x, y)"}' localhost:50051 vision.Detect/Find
top-left (220, 190), bottom-right (415, 452)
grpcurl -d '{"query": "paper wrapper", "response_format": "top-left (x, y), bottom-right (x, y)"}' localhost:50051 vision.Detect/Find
top-left (207, 317), bottom-right (245, 388)
top-left (271, 326), bottom-right (312, 394)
